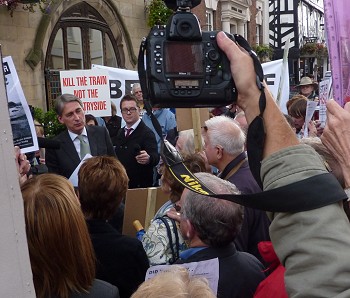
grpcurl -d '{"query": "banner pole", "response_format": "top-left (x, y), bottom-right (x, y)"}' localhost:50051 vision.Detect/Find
top-left (276, 38), bottom-right (290, 106)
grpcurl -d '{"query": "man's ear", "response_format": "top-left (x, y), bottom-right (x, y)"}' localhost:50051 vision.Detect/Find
top-left (58, 115), bottom-right (64, 125)
top-left (186, 219), bottom-right (196, 239)
top-left (216, 146), bottom-right (223, 160)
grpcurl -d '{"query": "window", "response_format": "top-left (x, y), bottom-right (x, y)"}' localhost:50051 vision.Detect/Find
top-left (206, 10), bottom-right (213, 31)
top-left (45, 2), bottom-right (122, 109)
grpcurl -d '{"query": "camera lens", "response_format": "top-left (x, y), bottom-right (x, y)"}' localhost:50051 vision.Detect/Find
top-left (208, 49), bottom-right (220, 62)
top-left (177, 20), bottom-right (194, 38)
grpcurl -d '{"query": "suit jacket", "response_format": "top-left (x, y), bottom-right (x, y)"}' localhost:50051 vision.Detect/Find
top-left (112, 120), bottom-right (159, 188)
top-left (176, 243), bottom-right (265, 298)
top-left (70, 279), bottom-right (119, 298)
top-left (86, 219), bottom-right (149, 298)
top-left (46, 125), bottom-right (116, 178)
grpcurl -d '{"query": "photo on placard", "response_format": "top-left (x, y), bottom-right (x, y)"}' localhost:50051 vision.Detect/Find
top-left (2, 56), bottom-right (38, 153)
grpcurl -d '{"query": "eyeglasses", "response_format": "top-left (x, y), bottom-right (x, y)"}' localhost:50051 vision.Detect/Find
top-left (121, 107), bottom-right (137, 114)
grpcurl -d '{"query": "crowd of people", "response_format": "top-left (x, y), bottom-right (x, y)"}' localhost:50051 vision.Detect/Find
top-left (12, 30), bottom-right (350, 298)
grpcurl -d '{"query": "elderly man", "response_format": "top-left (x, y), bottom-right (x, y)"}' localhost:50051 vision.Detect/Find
top-left (113, 94), bottom-right (159, 188)
top-left (45, 93), bottom-right (115, 178)
top-left (201, 115), bottom-right (270, 263)
top-left (131, 83), bottom-right (145, 116)
top-left (173, 172), bottom-right (265, 298)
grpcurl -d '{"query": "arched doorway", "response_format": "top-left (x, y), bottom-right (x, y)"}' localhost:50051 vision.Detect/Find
top-left (44, 2), bottom-right (124, 109)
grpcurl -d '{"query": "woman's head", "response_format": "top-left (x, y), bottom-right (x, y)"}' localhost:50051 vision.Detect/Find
top-left (21, 174), bottom-right (95, 298)
top-left (131, 265), bottom-right (215, 298)
top-left (78, 156), bottom-right (129, 220)
top-left (288, 97), bottom-right (307, 132)
top-left (160, 153), bottom-right (208, 203)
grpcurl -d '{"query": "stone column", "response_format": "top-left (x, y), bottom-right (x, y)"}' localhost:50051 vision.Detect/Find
top-left (222, 17), bottom-right (231, 33)
top-left (237, 20), bottom-right (245, 37)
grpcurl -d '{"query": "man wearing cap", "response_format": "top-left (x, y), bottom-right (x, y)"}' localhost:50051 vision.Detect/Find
top-left (298, 76), bottom-right (318, 100)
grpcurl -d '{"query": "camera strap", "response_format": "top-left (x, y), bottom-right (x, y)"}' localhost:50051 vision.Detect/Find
top-left (138, 35), bottom-right (346, 212)
top-left (233, 34), bottom-right (266, 189)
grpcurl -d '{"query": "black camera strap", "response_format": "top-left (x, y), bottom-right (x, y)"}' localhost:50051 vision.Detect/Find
top-left (138, 35), bottom-right (346, 213)
top-left (233, 34), bottom-right (266, 188)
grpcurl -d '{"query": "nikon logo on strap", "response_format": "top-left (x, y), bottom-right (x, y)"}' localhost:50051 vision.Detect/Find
top-left (168, 163), bottom-right (213, 196)
top-left (180, 174), bottom-right (209, 195)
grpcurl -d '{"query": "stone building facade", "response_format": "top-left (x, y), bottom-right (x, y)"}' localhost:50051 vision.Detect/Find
top-left (0, 0), bottom-right (268, 110)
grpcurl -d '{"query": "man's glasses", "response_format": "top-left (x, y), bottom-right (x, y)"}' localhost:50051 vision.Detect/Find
top-left (121, 107), bottom-right (137, 114)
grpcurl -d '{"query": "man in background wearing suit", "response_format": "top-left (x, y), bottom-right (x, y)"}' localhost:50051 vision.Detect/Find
top-left (112, 95), bottom-right (159, 188)
top-left (46, 94), bottom-right (116, 179)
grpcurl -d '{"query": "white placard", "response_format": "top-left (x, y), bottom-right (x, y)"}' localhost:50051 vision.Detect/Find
top-left (145, 258), bottom-right (219, 295)
top-left (262, 59), bottom-right (290, 114)
top-left (92, 65), bottom-right (139, 116)
top-left (318, 79), bottom-right (332, 128)
top-left (3, 56), bottom-right (38, 153)
top-left (60, 69), bottom-right (111, 117)
top-left (304, 101), bottom-right (318, 138)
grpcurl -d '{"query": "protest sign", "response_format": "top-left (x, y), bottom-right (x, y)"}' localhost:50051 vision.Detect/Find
top-left (318, 79), bottom-right (332, 128)
top-left (324, 0), bottom-right (350, 106)
top-left (262, 59), bottom-right (290, 114)
top-left (122, 187), bottom-right (169, 236)
top-left (304, 101), bottom-right (318, 138)
top-left (3, 56), bottom-right (38, 154)
top-left (92, 65), bottom-right (139, 115)
top-left (60, 69), bottom-right (111, 117)
top-left (145, 258), bottom-right (219, 295)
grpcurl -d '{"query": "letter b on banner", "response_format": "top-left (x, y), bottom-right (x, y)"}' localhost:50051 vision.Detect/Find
top-left (110, 80), bottom-right (122, 99)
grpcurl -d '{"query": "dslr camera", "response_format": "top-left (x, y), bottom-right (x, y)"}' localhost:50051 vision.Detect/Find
top-left (144, 0), bottom-right (238, 108)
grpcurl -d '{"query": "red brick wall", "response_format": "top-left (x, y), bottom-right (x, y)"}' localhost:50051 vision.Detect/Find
top-left (192, 1), bottom-right (206, 30)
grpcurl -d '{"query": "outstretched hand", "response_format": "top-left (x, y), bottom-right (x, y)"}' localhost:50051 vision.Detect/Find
top-left (321, 100), bottom-right (350, 188)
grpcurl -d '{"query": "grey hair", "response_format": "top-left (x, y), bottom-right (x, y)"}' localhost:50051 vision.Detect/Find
top-left (177, 129), bottom-right (204, 156)
top-left (131, 83), bottom-right (141, 93)
top-left (204, 115), bottom-right (245, 156)
top-left (54, 94), bottom-right (83, 116)
top-left (181, 172), bottom-right (243, 247)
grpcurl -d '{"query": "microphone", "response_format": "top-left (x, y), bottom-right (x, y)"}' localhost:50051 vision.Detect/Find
top-left (134, 144), bottom-right (141, 156)
top-left (37, 137), bottom-right (60, 149)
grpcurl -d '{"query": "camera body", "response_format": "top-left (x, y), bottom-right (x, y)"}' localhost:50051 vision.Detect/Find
top-left (144, 4), bottom-right (237, 108)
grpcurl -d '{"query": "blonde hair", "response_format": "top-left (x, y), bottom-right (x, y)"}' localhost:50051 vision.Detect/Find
top-left (131, 266), bottom-right (215, 298)
top-left (21, 174), bottom-right (95, 298)
top-left (34, 119), bottom-right (44, 137)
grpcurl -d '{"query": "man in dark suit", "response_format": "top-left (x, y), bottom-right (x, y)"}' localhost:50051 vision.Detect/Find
top-left (112, 95), bottom-right (159, 188)
top-left (46, 94), bottom-right (116, 179)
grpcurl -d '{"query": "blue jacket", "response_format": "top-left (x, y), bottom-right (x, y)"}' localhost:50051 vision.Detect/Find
top-left (142, 109), bottom-right (177, 153)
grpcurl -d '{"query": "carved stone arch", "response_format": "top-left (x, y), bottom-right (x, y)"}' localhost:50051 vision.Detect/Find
top-left (26, 0), bottom-right (136, 69)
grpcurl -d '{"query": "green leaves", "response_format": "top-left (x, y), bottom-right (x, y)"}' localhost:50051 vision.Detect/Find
top-left (146, 0), bottom-right (173, 28)
top-left (33, 107), bottom-right (65, 138)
